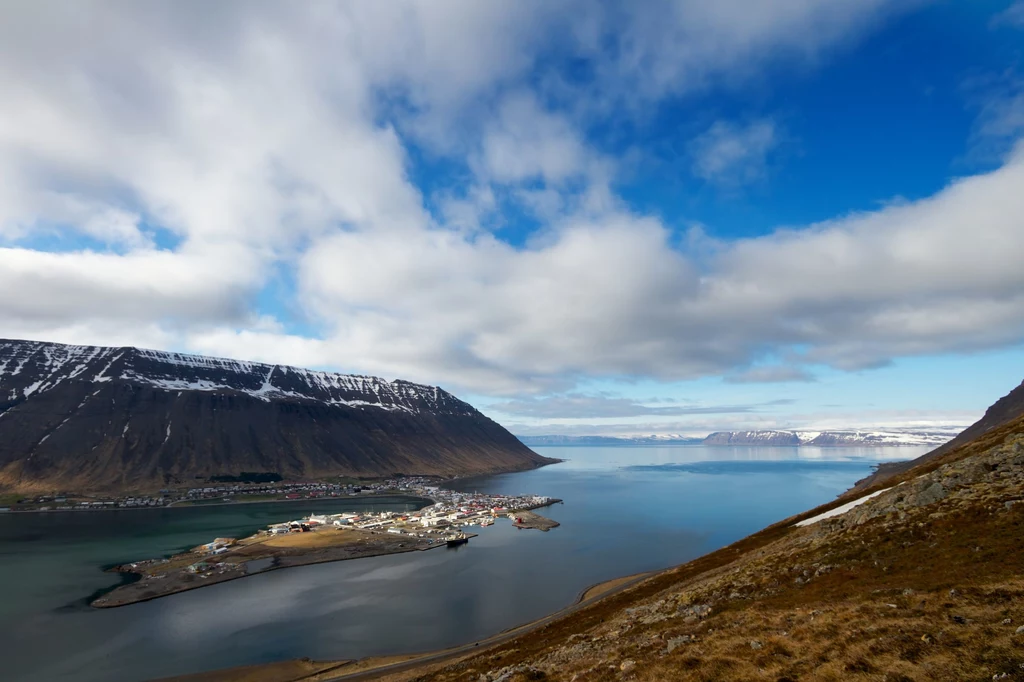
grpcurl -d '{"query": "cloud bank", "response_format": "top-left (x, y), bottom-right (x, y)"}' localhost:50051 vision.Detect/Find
top-left (1, 0), bottom-right (1021, 403)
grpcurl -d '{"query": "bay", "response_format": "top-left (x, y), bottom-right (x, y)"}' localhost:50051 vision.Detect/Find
top-left (0, 445), bottom-right (927, 681)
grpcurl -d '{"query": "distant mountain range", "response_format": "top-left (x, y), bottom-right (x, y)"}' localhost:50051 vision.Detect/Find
top-left (850, 378), bottom-right (1024, 493)
top-left (518, 429), bottom-right (961, 448)
top-left (0, 339), bottom-right (555, 493)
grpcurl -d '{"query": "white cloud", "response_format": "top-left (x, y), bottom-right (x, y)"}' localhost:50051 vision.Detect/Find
top-left (578, 0), bottom-right (921, 100)
top-left (479, 92), bottom-right (600, 186)
top-left (260, 145), bottom-right (1024, 393)
top-left (490, 394), bottom-right (778, 419)
top-left (690, 120), bottom-right (779, 186)
top-left (970, 75), bottom-right (1024, 157)
top-left (725, 366), bottom-right (816, 384)
top-left (3, 0), bottom-right (1019, 404)
top-left (991, 1), bottom-right (1024, 29)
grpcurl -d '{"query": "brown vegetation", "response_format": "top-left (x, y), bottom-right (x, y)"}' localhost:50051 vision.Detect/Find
top-left (365, 416), bottom-right (1024, 682)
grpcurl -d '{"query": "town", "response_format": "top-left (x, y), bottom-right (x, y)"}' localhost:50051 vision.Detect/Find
top-left (267, 488), bottom-right (560, 538)
top-left (90, 486), bottom-right (562, 608)
top-left (0, 475), bottom-right (531, 512)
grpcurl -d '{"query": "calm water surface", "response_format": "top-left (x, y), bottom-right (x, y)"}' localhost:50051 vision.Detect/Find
top-left (0, 445), bottom-right (927, 681)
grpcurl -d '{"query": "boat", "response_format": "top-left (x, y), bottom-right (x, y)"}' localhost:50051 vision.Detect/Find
top-left (479, 518), bottom-right (494, 527)
top-left (446, 533), bottom-right (469, 547)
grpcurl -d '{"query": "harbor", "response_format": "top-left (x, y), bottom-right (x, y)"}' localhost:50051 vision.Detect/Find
top-left (91, 488), bottom-right (562, 608)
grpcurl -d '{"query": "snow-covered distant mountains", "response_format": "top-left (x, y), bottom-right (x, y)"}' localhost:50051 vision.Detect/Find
top-left (0, 339), bottom-right (554, 492)
top-left (519, 429), bottom-right (961, 448)
top-left (702, 430), bottom-right (958, 447)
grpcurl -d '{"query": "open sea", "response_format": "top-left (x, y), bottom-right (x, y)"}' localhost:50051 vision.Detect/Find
top-left (0, 445), bottom-right (928, 681)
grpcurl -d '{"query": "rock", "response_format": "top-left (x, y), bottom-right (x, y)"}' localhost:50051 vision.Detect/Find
top-left (620, 660), bottom-right (636, 673)
top-left (915, 481), bottom-right (947, 506)
top-left (749, 640), bottom-right (763, 650)
top-left (667, 636), bottom-right (691, 653)
top-left (1015, 625), bottom-right (1024, 635)
top-left (490, 664), bottom-right (546, 682)
top-left (676, 603), bottom-right (712, 620)
top-left (1002, 618), bottom-right (1012, 625)
top-left (949, 588), bottom-right (960, 597)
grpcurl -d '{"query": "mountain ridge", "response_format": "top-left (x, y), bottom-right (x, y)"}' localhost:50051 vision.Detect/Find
top-left (518, 428), bottom-right (958, 448)
top-left (0, 338), bottom-right (554, 493)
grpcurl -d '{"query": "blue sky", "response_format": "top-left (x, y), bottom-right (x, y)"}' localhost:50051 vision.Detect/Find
top-left (1, 1), bottom-right (1023, 436)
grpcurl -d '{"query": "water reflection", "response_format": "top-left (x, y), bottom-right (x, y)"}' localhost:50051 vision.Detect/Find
top-left (0, 445), bottom-right (928, 681)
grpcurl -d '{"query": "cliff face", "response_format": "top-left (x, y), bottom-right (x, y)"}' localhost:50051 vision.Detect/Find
top-left (0, 339), bottom-right (554, 492)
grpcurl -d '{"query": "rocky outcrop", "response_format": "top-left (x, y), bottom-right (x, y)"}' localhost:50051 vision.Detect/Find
top-left (0, 339), bottom-right (555, 492)
top-left (851, 379), bottom-right (1024, 493)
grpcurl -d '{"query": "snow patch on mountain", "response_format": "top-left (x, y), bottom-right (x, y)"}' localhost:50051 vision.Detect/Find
top-left (0, 339), bottom-right (469, 415)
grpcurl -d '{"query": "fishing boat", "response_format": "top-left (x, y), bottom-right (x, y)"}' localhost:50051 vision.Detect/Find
top-left (446, 533), bottom-right (469, 547)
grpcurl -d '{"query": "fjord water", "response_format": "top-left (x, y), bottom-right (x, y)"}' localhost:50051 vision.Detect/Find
top-left (0, 445), bottom-right (927, 681)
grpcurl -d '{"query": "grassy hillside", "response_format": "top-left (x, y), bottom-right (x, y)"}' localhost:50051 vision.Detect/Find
top-left (383, 415), bottom-right (1024, 682)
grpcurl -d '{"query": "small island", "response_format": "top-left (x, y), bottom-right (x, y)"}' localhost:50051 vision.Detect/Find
top-left (92, 490), bottom-right (562, 608)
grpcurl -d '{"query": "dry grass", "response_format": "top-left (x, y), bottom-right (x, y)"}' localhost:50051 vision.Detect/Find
top-left (579, 574), bottom-right (652, 603)
top-left (398, 419), bottom-right (1024, 682)
top-left (256, 528), bottom-right (363, 550)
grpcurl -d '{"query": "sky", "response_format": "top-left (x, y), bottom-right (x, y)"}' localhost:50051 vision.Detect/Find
top-left (1, 1), bottom-right (1023, 437)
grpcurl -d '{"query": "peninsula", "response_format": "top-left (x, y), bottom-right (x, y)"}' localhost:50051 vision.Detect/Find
top-left (92, 488), bottom-right (561, 608)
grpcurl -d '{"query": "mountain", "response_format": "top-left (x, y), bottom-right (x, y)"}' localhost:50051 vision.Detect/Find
top-left (703, 430), bottom-right (803, 446)
top-left (0, 339), bottom-right (554, 493)
top-left (703, 429), bottom-right (956, 447)
top-left (517, 435), bottom-right (703, 446)
top-left (520, 430), bottom-right (957, 448)
top-left (848, 378), bottom-right (1024, 494)
top-left (359, 385), bottom-right (1024, 682)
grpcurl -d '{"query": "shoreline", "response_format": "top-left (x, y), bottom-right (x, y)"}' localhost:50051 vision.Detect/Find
top-left (0, 492), bottom-right (434, 514)
top-left (161, 568), bottom-right (660, 682)
top-left (0, 458), bottom-right (564, 515)
top-left (91, 502), bottom-right (559, 609)
top-left (92, 535), bottom-right (450, 610)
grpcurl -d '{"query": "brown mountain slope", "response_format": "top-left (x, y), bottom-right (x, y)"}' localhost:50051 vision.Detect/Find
top-left (850, 378), bottom-right (1024, 495)
top-left (349, 410), bottom-right (1024, 681)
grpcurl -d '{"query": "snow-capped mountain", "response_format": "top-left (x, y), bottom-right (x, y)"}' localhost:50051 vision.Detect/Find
top-left (0, 339), bottom-right (474, 414)
top-left (703, 429), bottom-right (958, 447)
top-left (521, 429), bottom-right (961, 448)
top-left (0, 339), bottom-right (553, 492)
